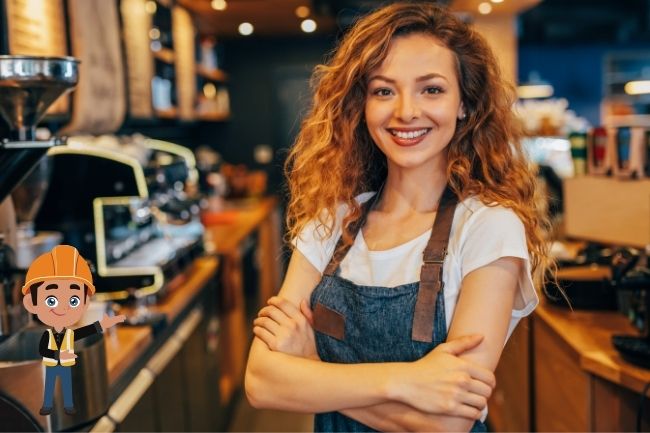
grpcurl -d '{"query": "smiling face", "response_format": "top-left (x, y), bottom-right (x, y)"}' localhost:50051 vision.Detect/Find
top-left (364, 33), bottom-right (464, 173)
top-left (23, 279), bottom-right (89, 330)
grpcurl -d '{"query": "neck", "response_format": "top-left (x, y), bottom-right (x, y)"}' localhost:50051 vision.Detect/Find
top-left (378, 157), bottom-right (448, 215)
top-left (53, 326), bottom-right (64, 333)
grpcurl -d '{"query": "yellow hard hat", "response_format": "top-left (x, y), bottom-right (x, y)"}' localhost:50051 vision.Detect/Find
top-left (21, 245), bottom-right (95, 295)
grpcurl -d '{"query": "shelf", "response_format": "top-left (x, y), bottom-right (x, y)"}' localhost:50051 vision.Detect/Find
top-left (196, 65), bottom-right (228, 82)
top-left (563, 176), bottom-right (650, 248)
top-left (154, 107), bottom-right (178, 119)
top-left (195, 111), bottom-right (230, 122)
top-left (152, 47), bottom-right (175, 64)
top-left (603, 114), bottom-right (650, 128)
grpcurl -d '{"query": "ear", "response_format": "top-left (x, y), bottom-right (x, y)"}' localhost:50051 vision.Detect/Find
top-left (23, 294), bottom-right (38, 314)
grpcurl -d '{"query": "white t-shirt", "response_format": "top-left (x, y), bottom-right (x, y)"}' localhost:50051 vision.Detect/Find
top-left (293, 192), bottom-right (539, 341)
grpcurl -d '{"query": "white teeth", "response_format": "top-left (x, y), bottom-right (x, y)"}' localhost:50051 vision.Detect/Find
top-left (391, 129), bottom-right (428, 139)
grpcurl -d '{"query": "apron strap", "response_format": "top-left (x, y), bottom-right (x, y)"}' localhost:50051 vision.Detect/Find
top-left (412, 186), bottom-right (458, 343)
top-left (323, 198), bottom-right (374, 276)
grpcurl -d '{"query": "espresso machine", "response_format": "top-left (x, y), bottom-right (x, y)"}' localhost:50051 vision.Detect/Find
top-left (32, 134), bottom-right (204, 303)
top-left (0, 56), bottom-right (109, 432)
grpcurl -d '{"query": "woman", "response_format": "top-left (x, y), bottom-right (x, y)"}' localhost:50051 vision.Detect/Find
top-left (246, 2), bottom-right (551, 432)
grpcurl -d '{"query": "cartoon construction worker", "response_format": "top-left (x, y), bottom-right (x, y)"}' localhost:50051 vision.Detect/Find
top-left (21, 245), bottom-right (125, 416)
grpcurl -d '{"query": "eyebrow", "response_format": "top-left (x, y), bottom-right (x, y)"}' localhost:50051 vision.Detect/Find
top-left (369, 73), bottom-right (448, 84)
top-left (70, 284), bottom-right (81, 291)
top-left (45, 284), bottom-right (58, 290)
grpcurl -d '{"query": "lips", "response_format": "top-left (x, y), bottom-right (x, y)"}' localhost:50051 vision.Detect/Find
top-left (50, 309), bottom-right (65, 316)
top-left (387, 128), bottom-right (431, 147)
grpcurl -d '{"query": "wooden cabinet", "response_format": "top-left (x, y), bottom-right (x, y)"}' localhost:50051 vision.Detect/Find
top-left (487, 318), bottom-right (532, 432)
top-left (488, 302), bottom-right (650, 432)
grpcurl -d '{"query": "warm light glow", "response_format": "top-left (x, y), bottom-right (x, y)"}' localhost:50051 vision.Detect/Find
top-left (300, 19), bottom-right (317, 33)
top-left (490, 0), bottom-right (504, 3)
top-left (478, 2), bottom-right (492, 14)
top-left (149, 27), bottom-right (160, 40)
top-left (203, 83), bottom-right (217, 99)
top-left (517, 84), bottom-right (554, 99)
top-left (145, 0), bottom-right (157, 14)
top-left (295, 5), bottom-right (310, 18)
top-left (238, 22), bottom-right (254, 36)
top-left (211, 0), bottom-right (227, 11)
top-left (624, 80), bottom-right (650, 95)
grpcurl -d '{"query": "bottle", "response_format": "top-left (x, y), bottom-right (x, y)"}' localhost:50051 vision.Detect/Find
top-left (568, 131), bottom-right (588, 176)
top-left (587, 126), bottom-right (611, 175)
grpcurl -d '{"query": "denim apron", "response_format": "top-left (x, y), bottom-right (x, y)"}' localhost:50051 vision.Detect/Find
top-left (310, 187), bottom-right (486, 432)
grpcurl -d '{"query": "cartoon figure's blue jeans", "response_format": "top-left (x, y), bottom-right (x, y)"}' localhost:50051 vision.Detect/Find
top-left (43, 365), bottom-right (74, 408)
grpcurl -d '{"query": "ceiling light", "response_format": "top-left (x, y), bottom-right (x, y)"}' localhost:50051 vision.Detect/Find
top-left (300, 19), bottom-right (317, 33)
top-left (490, 0), bottom-right (504, 3)
top-left (203, 83), bottom-right (217, 99)
top-left (295, 6), bottom-right (310, 18)
top-left (211, 0), bottom-right (227, 11)
top-left (624, 80), bottom-right (650, 95)
top-left (238, 22), bottom-right (254, 36)
top-left (478, 2), bottom-right (492, 14)
top-left (145, 0), bottom-right (157, 14)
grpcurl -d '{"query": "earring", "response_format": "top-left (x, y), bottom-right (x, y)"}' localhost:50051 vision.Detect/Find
top-left (459, 113), bottom-right (467, 120)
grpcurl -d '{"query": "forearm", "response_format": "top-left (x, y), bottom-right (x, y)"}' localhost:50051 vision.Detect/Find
top-left (341, 403), bottom-right (476, 432)
top-left (245, 337), bottom-right (401, 413)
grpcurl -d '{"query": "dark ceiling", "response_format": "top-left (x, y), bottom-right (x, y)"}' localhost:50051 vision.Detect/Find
top-left (518, 0), bottom-right (650, 45)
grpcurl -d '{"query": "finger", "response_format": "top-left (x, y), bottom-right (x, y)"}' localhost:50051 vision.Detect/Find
top-left (267, 297), bottom-right (302, 320)
top-left (253, 317), bottom-right (281, 335)
top-left (461, 391), bottom-right (488, 412)
top-left (257, 305), bottom-right (293, 327)
top-left (452, 404), bottom-right (482, 420)
top-left (467, 378), bottom-right (493, 399)
top-left (114, 315), bottom-right (126, 323)
top-left (253, 326), bottom-right (277, 350)
top-left (300, 300), bottom-right (314, 326)
top-left (465, 364), bottom-right (496, 389)
top-left (437, 335), bottom-right (484, 355)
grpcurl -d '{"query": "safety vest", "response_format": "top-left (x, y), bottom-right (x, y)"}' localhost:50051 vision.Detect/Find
top-left (43, 329), bottom-right (75, 367)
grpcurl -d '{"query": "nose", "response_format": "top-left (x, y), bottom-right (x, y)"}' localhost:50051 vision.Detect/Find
top-left (395, 93), bottom-right (420, 122)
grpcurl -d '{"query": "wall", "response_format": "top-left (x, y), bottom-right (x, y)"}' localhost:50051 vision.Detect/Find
top-left (518, 42), bottom-right (650, 126)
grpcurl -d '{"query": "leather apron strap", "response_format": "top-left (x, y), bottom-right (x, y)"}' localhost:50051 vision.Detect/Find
top-left (412, 186), bottom-right (458, 342)
top-left (320, 185), bottom-right (458, 343)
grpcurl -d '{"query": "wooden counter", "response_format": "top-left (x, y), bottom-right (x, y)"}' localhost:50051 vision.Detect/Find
top-left (104, 256), bottom-right (219, 386)
top-left (202, 196), bottom-right (283, 405)
top-left (489, 299), bottom-right (650, 432)
top-left (536, 300), bottom-right (650, 394)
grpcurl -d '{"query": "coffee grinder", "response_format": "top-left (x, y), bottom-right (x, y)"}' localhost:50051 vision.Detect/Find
top-left (0, 55), bottom-right (79, 339)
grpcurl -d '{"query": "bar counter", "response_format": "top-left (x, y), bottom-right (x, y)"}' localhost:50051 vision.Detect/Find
top-left (490, 299), bottom-right (650, 432)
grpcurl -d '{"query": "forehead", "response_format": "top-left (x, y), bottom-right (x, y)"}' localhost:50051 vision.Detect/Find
top-left (372, 33), bottom-right (458, 81)
top-left (39, 279), bottom-right (82, 293)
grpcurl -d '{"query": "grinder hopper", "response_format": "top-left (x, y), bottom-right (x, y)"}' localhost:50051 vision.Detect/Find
top-left (0, 55), bottom-right (79, 203)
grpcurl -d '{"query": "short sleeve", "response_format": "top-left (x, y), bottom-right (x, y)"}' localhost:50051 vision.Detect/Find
top-left (459, 206), bottom-right (538, 317)
top-left (291, 218), bottom-right (340, 274)
top-left (291, 192), bottom-right (376, 274)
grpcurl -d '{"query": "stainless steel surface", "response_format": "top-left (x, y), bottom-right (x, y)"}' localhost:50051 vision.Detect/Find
top-left (0, 326), bottom-right (109, 431)
top-left (0, 56), bottom-right (79, 141)
top-left (15, 231), bottom-right (62, 270)
top-left (12, 156), bottom-right (52, 228)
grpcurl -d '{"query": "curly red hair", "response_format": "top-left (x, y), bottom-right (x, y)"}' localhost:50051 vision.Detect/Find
top-left (285, 2), bottom-right (553, 281)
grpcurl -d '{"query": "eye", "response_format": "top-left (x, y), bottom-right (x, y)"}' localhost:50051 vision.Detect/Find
top-left (45, 296), bottom-right (58, 308)
top-left (69, 296), bottom-right (81, 308)
top-left (372, 88), bottom-right (393, 97)
top-left (424, 86), bottom-right (443, 95)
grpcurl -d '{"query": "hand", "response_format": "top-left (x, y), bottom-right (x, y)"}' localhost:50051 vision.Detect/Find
top-left (99, 314), bottom-right (126, 331)
top-left (59, 350), bottom-right (78, 361)
top-left (392, 334), bottom-right (496, 420)
top-left (253, 297), bottom-right (319, 360)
